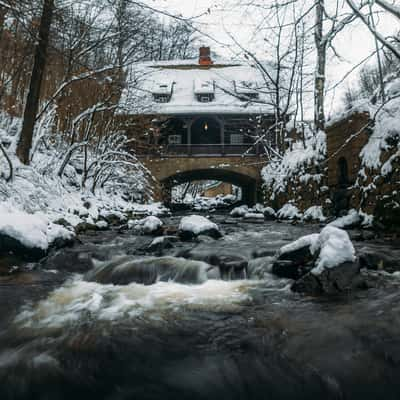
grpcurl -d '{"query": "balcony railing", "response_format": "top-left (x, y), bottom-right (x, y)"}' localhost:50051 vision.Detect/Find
top-left (160, 144), bottom-right (261, 157)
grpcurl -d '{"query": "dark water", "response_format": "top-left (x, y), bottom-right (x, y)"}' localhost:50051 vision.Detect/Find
top-left (1, 213), bottom-right (400, 400)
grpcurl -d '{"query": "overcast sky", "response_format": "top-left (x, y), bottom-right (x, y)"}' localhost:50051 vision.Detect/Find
top-left (150, 0), bottom-right (398, 115)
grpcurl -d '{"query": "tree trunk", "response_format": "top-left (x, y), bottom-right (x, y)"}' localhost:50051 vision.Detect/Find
top-left (16, 0), bottom-right (55, 165)
top-left (314, 0), bottom-right (326, 132)
top-left (0, 6), bottom-right (7, 39)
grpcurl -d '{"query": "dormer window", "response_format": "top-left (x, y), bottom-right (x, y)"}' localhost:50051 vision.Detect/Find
top-left (197, 94), bottom-right (214, 103)
top-left (234, 80), bottom-right (259, 101)
top-left (194, 79), bottom-right (215, 103)
top-left (152, 81), bottom-right (173, 103)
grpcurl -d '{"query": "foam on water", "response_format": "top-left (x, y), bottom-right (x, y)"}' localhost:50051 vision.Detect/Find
top-left (15, 276), bottom-right (257, 329)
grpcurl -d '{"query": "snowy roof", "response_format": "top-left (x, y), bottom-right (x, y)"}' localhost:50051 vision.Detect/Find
top-left (119, 58), bottom-right (276, 116)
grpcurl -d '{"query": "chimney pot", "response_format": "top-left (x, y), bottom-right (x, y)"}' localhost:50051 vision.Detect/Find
top-left (199, 46), bottom-right (213, 66)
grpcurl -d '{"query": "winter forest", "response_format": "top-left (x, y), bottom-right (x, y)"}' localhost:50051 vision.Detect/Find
top-left (0, 0), bottom-right (400, 398)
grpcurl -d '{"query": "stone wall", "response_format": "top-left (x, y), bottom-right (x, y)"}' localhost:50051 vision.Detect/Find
top-left (326, 112), bottom-right (370, 216)
top-left (262, 111), bottom-right (399, 231)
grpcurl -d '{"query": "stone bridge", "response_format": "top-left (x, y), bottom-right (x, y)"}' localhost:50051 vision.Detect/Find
top-left (141, 154), bottom-right (267, 205)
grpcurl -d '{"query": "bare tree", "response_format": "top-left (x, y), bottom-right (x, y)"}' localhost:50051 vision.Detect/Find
top-left (16, 0), bottom-right (55, 164)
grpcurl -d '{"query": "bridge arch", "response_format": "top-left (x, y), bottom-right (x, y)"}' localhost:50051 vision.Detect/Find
top-left (162, 168), bottom-right (257, 205)
top-left (141, 155), bottom-right (266, 207)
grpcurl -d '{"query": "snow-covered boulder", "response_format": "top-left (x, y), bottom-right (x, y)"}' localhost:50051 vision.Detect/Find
top-left (95, 220), bottom-right (109, 231)
top-left (328, 209), bottom-right (361, 229)
top-left (303, 206), bottom-right (326, 222)
top-left (178, 215), bottom-right (222, 240)
top-left (277, 204), bottom-right (302, 220)
top-left (230, 205), bottom-right (249, 218)
top-left (272, 234), bottom-right (319, 279)
top-left (0, 204), bottom-right (73, 261)
top-left (292, 227), bottom-right (358, 294)
top-left (272, 226), bottom-right (359, 294)
top-left (244, 212), bottom-right (265, 220)
top-left (128, 216), bottom-right (163, 235)
top-left (263, 207), bottom-right (276, 220)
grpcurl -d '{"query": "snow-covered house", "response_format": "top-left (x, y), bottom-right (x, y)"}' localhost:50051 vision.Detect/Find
top-left (118, 47), bottom-right (276, 156)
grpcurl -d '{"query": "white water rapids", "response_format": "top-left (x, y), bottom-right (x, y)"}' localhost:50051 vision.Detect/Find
top-left (14, 277), bottom-right (262, 330)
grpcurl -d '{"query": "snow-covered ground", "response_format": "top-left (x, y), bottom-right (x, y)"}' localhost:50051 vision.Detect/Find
top-left (0, 112), bottom-right (166, 251)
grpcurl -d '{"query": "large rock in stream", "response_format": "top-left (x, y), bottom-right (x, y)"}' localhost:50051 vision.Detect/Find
top-left (85, 256), bottom-right (213, 285)
top-left (178, 215), bottom-right (222, 241)
top-left (291, 260), bottom-right (361, 295)
top-left (272, 226), bottom-right (361, 295)
top-left (271, 234), bottom-right (319, 280)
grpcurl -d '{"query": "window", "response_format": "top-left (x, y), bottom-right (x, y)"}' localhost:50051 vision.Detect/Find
top-left (234, 80), bottom-right (259, 101)
top-left (153, 94), bottom-right (171, 103)
top-left (338, 157), bottom-right (349, 185)
top-left (230, 134), bottom-right (244, 145)
top-left (240, 92), bottom-right (259, 101)
top-left (197, 94), bottom-right (214, 103)
top-left (168, 135), bottom-right (182, 145)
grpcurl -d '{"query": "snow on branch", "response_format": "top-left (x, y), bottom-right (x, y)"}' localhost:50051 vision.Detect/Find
top-left (346, 0), bottom-right (400, 59)
top-left (375, 0), bottom-right (400, 20)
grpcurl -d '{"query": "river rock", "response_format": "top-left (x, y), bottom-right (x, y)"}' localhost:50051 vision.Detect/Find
top-left (196, 234), bottom-right (216, 243)
top-left (248, 256), bottom-right (274, 278)
top-left (129, 216), bottom-right (164, 235)
top-left (359, 248), bottom-right (400, 273)
top-left (0, 233), bottom-right (46, 261)
top-left (291, 261), bottom-right (360, 295)
top-left (243, 213), bottom-right (265, 223)
top-left (147, 236), bottom-right (178, 254)
top-left (85, 256), bottom-right (210, 285)
top-left (49, 235), bottom-right (77, 250)
top-left (263, 207), bottom-right (277, 220)
top-left (177, 250), bottom-right (247, 280)
top-left (75, 221), bottom-right (99, 234)
top-left (271, 240), bottom-right (318, 279)
top-left (272, 260), bottom-right (313, 280)
top-left (43, 249), bottom-right (94, 273)
top-left (230, 205), bottom-right (248, 218)
top-left (95, 220), bottom-right (109, 231)
top-left (218, 255), bottom-right (248, 280)
top-left (178, 215), bottom-right (222, 241)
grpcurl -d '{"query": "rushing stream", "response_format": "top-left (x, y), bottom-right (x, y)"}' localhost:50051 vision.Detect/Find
top-left (1, 212), bottom-right (400, 399)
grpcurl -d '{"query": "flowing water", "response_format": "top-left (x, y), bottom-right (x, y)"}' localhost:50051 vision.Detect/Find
top-left (1, 212), bottom-right (400, 400)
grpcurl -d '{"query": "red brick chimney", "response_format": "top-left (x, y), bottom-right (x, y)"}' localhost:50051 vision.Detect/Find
top-left (199, 46), bottom-right (213, 66)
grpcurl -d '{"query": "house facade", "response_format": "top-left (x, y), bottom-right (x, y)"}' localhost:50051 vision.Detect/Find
top-left (118, 47), bottom-right (276, 158)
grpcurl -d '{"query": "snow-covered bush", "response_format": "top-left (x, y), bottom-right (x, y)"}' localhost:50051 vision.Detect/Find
top-left (262, 127), bottom-right (326, 200)
top-left (0, 111), bottom-right (156, 231)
